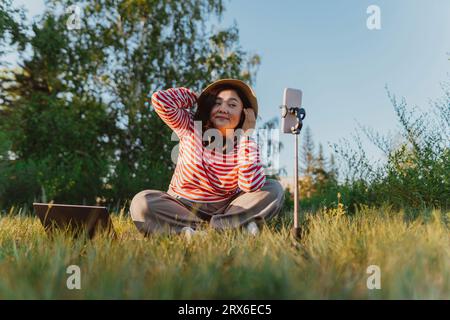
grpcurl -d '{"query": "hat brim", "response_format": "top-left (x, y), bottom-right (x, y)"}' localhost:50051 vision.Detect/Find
top-left (197, 79), bottom-right (258, 117)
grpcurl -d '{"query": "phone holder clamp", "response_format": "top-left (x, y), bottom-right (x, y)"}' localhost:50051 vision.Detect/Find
top-left (280, 105), bottom-right (306, 134)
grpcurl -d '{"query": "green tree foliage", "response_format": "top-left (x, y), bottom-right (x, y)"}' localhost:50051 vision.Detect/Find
top-left (333, 83), bottom-right (450, 211)
top-left (0, 0), bottom-right (260, 209)
top-left (287, 126), bottom-right (340, 211)
top-left (0, 0), bottom-right (27, 57)
top-left (300, 126), bottom-right (315, 198)
top-left (256, 117), bottom-right (285, 178)
top-left (1, 14), bottom-right (118, 207)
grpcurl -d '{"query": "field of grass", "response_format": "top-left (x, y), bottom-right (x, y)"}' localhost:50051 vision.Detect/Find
top-left (0, 205), bottom-right (448, 299)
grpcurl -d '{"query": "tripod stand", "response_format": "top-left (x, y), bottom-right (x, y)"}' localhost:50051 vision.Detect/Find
top-left (280, 104), bottom-right (306, 239)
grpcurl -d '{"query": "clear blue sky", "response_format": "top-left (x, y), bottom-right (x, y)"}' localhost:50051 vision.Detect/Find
top-left (9, 0), bottom-right (450, 177)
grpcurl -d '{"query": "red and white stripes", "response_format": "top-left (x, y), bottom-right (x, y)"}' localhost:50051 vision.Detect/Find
top-left (150, 87), bottom-right (266, 202)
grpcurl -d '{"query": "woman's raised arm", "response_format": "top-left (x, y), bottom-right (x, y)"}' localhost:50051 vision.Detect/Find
top-left (149, 87), bottom-right (197, 137)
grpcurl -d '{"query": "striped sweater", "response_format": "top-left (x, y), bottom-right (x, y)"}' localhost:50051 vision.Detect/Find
top-left (150, 87), bottom-right (266, 202)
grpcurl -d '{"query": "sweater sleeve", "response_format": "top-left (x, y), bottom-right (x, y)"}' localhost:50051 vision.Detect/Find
top-left (149, 87), bottom-right (197, 137)
top-left (237, 135), bottom-right (266, 192)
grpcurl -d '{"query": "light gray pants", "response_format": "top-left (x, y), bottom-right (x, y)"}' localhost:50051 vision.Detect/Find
top-left (129, 179), bottom-right (285, 235)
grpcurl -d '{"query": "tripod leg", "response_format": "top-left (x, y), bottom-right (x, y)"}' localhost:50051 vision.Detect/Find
top-left (294, 134), bottom-right (298, 229)
top-left (291, 134), bottom-right (302, 240)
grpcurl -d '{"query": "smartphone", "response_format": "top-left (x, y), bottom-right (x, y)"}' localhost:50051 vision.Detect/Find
top-left (281, 88), bottom-right (303, 134)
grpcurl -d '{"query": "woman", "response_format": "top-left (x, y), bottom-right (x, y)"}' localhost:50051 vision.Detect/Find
top-left (129, 79), bottom-right (284, 236)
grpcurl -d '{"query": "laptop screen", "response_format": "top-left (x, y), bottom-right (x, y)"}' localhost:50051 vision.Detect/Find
top-left (33, 203), bottom-right (115, 239)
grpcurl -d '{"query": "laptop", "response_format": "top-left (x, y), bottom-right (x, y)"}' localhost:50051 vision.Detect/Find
top-left (33, 202), bottom-right (116, 239)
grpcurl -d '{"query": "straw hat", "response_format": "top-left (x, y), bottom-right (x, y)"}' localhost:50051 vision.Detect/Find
top-left (197, 78), bottom-right (259, 117)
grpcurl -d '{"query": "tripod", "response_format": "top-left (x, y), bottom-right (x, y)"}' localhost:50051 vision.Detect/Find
top-left (280, 105), bottom-right (306, 239)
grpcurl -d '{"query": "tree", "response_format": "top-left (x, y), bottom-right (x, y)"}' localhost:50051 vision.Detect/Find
top-left (0, 14), bottom-right (119, 207)
top-left (328, 152), bottom-right (338, 182)
top-left (313, 143), bottom-right (328, 187)
top-left (0, 0), bottom-right (261, 208)
top-left (0, 0), bottom-right (26, 59)
top-left (300, 126), bottom-right (315, 198)
top-left (257, 117), bottom-right (285, 178)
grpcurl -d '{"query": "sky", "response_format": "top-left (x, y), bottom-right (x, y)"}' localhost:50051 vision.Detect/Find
top-left (7, 0), bottom-right (450, 177)
top-left (218, 0), bottom-right (450, 176)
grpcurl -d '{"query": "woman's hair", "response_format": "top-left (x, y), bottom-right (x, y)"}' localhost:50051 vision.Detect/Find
top-left (193, 84), bottom-right (252, 148)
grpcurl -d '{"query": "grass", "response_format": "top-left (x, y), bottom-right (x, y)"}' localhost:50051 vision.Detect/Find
top-left (0, 205), bottom-right (448, 299)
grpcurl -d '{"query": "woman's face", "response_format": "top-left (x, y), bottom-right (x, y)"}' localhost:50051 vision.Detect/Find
top-left (209, 89), bottom-right (244, 136)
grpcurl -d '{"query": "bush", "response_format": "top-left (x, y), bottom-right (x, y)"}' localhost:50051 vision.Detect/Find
top-left (333, 83), bottom-right (450, 210)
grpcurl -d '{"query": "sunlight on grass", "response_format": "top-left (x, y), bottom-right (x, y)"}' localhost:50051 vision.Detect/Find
top-left (0, 207), bottom-right (448, 299)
